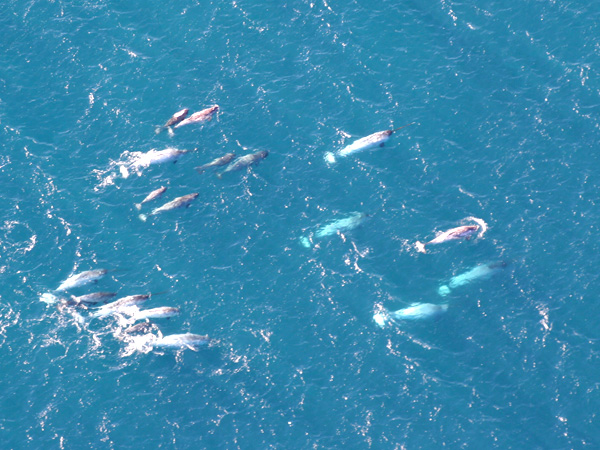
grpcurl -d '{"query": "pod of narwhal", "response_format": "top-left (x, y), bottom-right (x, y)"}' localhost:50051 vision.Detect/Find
top-left (131, 106), bottom-right (271, 224)
top-left (58, 104), bottom-right (499, 343)
top-left (41, 268), bottom-right (208, 352)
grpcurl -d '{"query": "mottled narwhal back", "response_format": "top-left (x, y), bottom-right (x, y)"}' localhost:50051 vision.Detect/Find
top-left (217, 150), bottom-right (269, 177)
top-left (195, 153), bottom-right (236, 174)
top-left (138, 193), bottom-right (199, 222)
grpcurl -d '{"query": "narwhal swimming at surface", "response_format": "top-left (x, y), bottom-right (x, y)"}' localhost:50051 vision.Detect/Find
top-left (92, 294), bottom-right (151, 318)
top-left (139, 193), bottom-right (199, 222)
top-left (119, 148), bottom-right (191, 178)
top-left (173, 105), bottom-right (219, 129)
top-left (55, 269), bottom-right (108, 292)
top-left (438, 261), bottom-right (507, 296)
top-left (373, 302), bottom-right (449, 329)
top-left (63, 292), bottom-right (117, 307)
top-left (300, 212), bottom-right (369, 248)
top-left (155, 108), bottom-right (189, 136)
top-left (135, 186), bottom-right (167, 210)
top-left (131, 306), bottom-right (180, 322)
top-left (415, 217), bottom-right (487, 253)
top-left (153, 333), bottom-right (210, 350)
top-left (39, 269), bottom-right (110, 304)
top-left (324, 123), bottom-right (414, 164)
top-left (217, 150), bottom-right (269, 178)
top-left (195, 153), bottom-right (236, 174)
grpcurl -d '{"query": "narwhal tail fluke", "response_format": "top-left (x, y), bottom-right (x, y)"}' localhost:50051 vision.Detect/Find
top-left (167, 127), bottom-right (175, 138)
top-left (139, 214), bottom-right (148, 222)
top-left (155, 126), bottom-right (163, 135)
top-left (134, 203), bottom-right (142, 211)
top-left (415, 241), bottom-right (427, 253)
top-left (324, 152), bottom-right (336, 164)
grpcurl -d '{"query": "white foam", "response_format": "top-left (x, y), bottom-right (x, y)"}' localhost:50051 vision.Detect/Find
top-left (40, 292), bottom-right (59, 304)
top-left (373, 312), bottom-right (388, 328)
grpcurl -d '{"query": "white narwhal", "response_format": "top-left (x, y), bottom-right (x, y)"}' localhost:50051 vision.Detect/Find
top-left (153, 333), bottom-right (210, 350)
top-left (300, 212), bottom-right (369, 248)
top-left (120, 148), bottom-right (190, 178)
top-left (374, 302), bottom-right (448, 328)
top-left (438, 261), bottom-right (507, 296)
top-left (132, 306), bottom-right (180, 322)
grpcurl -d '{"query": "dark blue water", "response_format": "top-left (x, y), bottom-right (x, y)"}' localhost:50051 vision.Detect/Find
top-left (2, 0), bottom-right (600, 448)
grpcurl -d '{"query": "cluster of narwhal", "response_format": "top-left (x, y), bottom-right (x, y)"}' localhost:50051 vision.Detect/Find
top-left (39, 105), bottom-right (271, 352)
top-left (372, 214), bottom-right (501, 328)
top-left (303, 122), bottom-right (504, 329)
top-left (118, 105), bottom-right (269, 222)
top-left (40, 268), bottom-right (209, 351)
top-left (40, 105), bottom-right (506, 351)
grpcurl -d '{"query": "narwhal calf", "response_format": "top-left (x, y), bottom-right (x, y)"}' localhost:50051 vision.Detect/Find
top-left (155, 108), bottom-right (189, 135)
top-left (135, 186), bottom-right (167, 210)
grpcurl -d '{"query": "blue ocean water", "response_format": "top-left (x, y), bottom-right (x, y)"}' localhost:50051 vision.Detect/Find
top-left (2, 0), bottom-right (600, 447)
